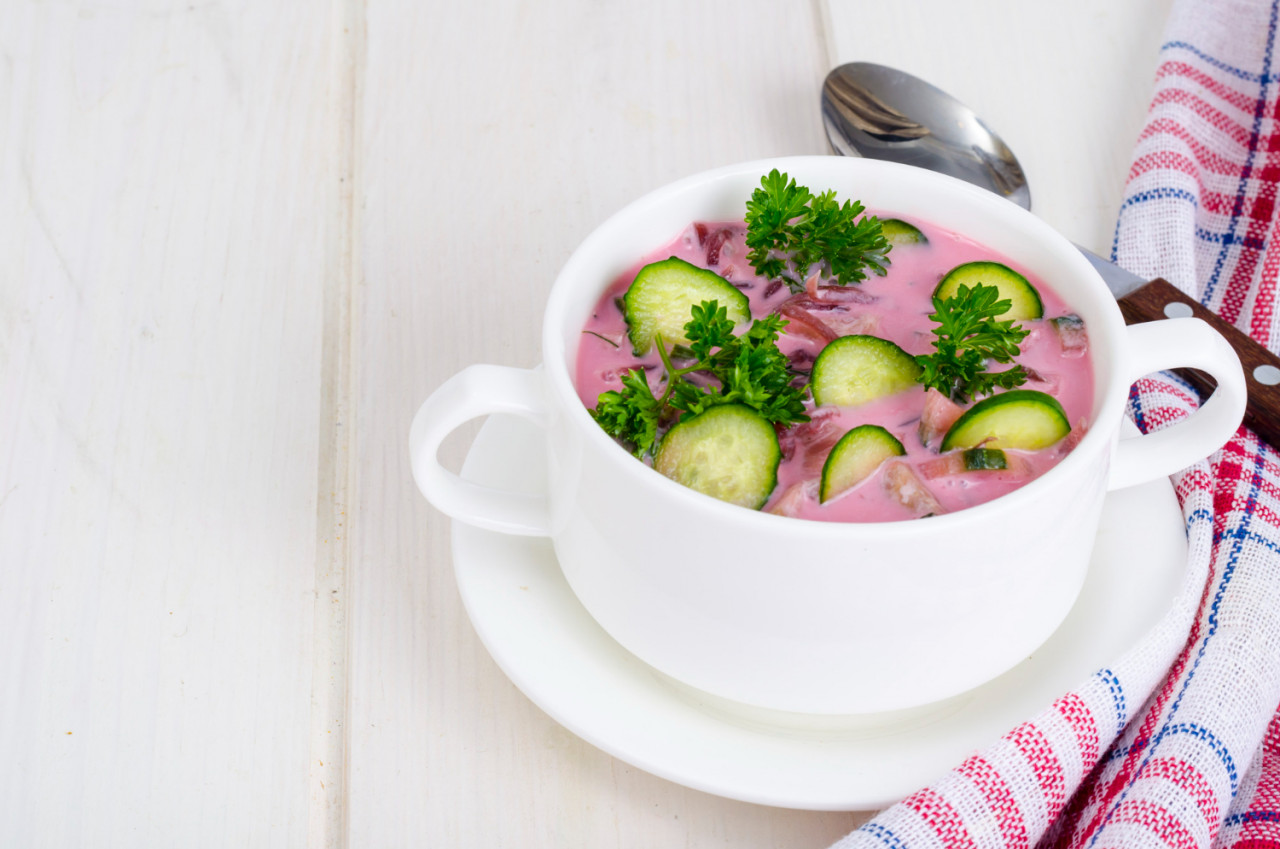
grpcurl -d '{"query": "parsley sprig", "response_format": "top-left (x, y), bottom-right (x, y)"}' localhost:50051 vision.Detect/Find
top-left (592, 300), bottom-right (809, 457)
top-left (744, 169), bottom-right (891, 292)
top-left (915, 283), bottom-right (1030, 404)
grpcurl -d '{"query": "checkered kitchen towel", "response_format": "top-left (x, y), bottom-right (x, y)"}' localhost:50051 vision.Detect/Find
top-left (831, 2), bottom-right (1280, 848)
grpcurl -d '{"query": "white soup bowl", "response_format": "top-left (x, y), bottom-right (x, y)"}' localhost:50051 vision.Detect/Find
top-left (410, 157), bottom-right (1244, 714)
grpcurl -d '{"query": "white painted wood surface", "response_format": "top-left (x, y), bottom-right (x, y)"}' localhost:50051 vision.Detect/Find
top-left (0, 0), bottom-right (1171, 846)
top-left (0, 1), bottom-right (343, 847)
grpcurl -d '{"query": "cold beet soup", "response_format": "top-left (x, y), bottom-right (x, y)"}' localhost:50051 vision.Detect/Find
top-left (575, 173), bottom-right (1094, 523)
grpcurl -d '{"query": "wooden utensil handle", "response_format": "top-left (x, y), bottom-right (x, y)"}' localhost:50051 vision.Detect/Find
top-left (1116, 277), bottom-right (1280, 448)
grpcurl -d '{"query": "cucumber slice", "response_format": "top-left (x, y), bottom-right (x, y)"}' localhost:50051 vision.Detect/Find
top-left (881, 218), bottom-right (928, 246)
top-left (934, 261), bottom-right (1043, 321)
top-left (963, 447), bottom-right (1008, 470)
top-left (810, 335), bottom-right (923, 407)
top-left (654, 404), bottom-right (781, 509)
top-left (623, 257), bottom-right (750, 355)
top-left (940, 389), bottom-right (1070, 451)
top-left (820, 425), bottom-right (906, 503)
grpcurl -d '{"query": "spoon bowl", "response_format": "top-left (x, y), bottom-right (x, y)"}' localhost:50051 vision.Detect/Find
top-left (821, 62), bottom-right (1031, 210)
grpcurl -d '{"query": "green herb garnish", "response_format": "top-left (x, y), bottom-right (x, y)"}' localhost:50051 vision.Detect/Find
top-left (592, 299), bottom-right (809, 457)
top-left (744, 169), bottom-right (891, 292)
top-left (591, 369), bottom-right (665, 458)
top-left (915, 283), bottom-right (1030, 404)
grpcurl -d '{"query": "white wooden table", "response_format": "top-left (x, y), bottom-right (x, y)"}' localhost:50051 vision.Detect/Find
top-left (0, 1), bottom-right (1171, 845)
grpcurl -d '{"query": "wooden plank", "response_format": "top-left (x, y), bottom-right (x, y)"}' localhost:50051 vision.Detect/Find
top-left (351, 0), bottom-right (870, 844)
top-left (0, 2), bottom-right (338, 845)
top-left (308, 2), bottom-right (361, 846)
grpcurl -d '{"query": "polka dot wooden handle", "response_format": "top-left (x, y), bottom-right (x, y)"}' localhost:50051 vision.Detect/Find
top-left (1116, 278), bottom-right (1280, 448)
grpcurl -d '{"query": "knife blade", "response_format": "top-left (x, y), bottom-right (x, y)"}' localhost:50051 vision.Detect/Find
top-left (1078, 244), bottom-right (1280, 449)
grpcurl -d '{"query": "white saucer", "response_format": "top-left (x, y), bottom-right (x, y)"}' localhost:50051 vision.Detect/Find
top-left (452, 414), bottom-right (1186, 811)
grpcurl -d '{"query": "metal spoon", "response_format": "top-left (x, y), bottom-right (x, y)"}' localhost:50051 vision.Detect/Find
top-left (822, 62), bottom-right (1031, 210)
top-left (821, 61), bottom-right (1280, 448)
top-left (822, 62), bottom-right (1125, 279)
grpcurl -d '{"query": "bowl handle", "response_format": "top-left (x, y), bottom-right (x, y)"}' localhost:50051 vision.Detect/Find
top-left (1109, 318), bottom-right (1246, 491)
top-left (409, 364), bottom-right (552, 536)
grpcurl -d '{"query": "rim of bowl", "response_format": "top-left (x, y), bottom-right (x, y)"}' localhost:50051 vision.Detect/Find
top-left (543, 156), bottom-right (1127, 538)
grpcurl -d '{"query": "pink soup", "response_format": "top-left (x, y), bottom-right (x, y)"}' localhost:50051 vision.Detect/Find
top-left (575, 218), bottom-right (1094, 523)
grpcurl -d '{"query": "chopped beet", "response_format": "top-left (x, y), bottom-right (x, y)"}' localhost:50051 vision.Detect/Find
top-left (702, 227), bottom-right (734, 266)
top-left (777, 301), bottom-right (838, 344)
top-left (787, 349), bottom-right (816, 374)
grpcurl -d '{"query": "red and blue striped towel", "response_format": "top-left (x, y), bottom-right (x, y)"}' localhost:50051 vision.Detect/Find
top-left (832, 2), bottom-right (1280, 847)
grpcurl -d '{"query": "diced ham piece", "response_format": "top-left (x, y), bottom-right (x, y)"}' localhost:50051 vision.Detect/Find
top-left (918, 389), bottom-right (964, 448)
top-left (918, 452), bottom-right (967, 480)
top-left (766, 480), bottom-right (818, 518)
top-left (883, 461), bottom-right (945, 516)
top-left (1000, 451), bottom-right (1033, 476)
top-left (919, 449), bottom-right (1032, 480)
